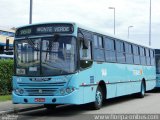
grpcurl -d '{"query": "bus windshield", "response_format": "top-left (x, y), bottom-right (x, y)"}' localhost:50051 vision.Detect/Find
top-left (15, 36), bottom-right (77, 76)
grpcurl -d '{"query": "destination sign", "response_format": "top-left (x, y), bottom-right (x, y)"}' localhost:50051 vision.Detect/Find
top-left (36, 26), bottom-right (71, 34)
top-left (16, 23), bottom-right (74, 37)
top-left (19, 28), bottom-right (32, 35)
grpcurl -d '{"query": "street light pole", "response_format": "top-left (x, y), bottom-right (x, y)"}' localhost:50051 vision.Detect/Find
top-left (128, 26), bottom-right (134, 39)
top-left (29, 0), bottom-right (33, 24)
top-left (149, 0), bottom-right (152, 46)
top-left (109, 7), bottom-right (115, 35)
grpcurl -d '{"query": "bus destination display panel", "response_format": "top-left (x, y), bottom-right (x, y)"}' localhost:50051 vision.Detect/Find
top-left (16, 23), bottom-right (74, 37)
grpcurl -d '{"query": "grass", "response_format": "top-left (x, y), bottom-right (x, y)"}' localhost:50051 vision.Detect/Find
top-left (0, 95), bottom-right (11, 102)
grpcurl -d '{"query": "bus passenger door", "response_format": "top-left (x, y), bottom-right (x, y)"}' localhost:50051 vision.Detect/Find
top-left (79, 39), bottom-right (96, 103)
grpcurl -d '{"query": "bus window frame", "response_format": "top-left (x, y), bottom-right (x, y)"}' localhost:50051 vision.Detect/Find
top-left (77, 29), bottom-right (93, 70)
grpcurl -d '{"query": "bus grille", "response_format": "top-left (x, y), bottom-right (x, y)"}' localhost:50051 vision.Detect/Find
top-left (25, 88), bottom-right (57, 96)
top-left (18, 82), bottom-right (66, 96)
top-left (18, 82), bottom-right (66, 87)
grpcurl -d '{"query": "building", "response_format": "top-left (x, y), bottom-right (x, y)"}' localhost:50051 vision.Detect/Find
top-left (0, 27), bottom-right (15, 54)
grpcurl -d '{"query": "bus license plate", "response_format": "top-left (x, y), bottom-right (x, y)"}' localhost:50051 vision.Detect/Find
top-left (35, 98), bottom-right (45, 102)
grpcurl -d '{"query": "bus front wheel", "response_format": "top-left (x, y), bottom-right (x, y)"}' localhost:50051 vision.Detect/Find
top-left (91, 86), bottom-right (103, 110)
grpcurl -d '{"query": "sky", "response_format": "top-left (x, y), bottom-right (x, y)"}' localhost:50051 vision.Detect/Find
top-left (0, 0), bottom-right (160, 48)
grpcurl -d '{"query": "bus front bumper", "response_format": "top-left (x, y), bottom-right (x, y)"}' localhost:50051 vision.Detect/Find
top-left (12, 90), bottom-right (83, 105)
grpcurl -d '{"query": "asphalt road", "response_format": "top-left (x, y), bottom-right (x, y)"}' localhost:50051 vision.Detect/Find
top-left (9, 89), bottom-right (160, 120)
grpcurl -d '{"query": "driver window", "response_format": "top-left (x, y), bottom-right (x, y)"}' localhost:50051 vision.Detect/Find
top-left (80, 41), bottom-right (91, 60)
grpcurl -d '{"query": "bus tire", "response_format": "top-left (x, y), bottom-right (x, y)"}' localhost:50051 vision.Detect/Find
top-left (91, 86), bottom-right (103, 110)
top-left (44, 104), bottom-right (56, 110)
top-left (137, 81), bottom-right (146, 98)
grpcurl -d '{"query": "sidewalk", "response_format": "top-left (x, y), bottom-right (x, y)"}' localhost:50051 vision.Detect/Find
top-left (0, 100), bottom-right (43, 115)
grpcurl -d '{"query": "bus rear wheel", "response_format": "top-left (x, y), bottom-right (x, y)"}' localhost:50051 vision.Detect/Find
top-left (44, 104), bottom-right (56, 110)
top-left (91, 86), bottom-right (103, 110)
top-left (137, 81), bottom-right (146, 98)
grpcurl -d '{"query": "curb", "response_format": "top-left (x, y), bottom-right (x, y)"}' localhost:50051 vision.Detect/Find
top-left (0, 105), bottom-right (44, 115)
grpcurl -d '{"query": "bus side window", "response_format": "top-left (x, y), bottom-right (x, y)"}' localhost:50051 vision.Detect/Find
top-left (93, 35), bottom-right (98, 48)
top-left (140, 47), bottom-right (146, 65)
top-left (145, 48), bottom-right (151, 65)
top-left (93, 35), bottom-right (105, 62)
top-left (116, 40), bottom-right (125, 63)
top-left (105, 37), bottom-right (116, 62)
top-left (133, 45), bottom-right (140, 65)
top-left (125, 43), bottom-right (133, 64)
top-left (150, 49), bottom-right (155, 65)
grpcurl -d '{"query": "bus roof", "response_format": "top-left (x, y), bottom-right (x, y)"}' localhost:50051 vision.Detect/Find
top-left (15, 22), bottom-right (76, 29)
top-left (76, 23), bottom-right (152, 49)
top-left (16, 22), bottom-right (153, 49)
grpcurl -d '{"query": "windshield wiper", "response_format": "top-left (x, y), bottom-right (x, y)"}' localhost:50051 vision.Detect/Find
top-left (45, 35), bottom-right (60, 61)
top-left (47, 34), bottom-right (60, 51)
top-left (27, 38), bottom-right (39, 50)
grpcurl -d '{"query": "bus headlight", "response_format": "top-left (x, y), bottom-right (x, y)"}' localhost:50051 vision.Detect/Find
top-left (59, 87), bottom-right (76, 95)
top-left (14, 88), bottom-right (24, 95)
top-left (60, 89), bottom-right (65, 95)
top-left (66, 87), bottom-right (75, 94)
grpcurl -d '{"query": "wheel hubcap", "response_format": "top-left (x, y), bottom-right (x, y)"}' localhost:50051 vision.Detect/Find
top-left (96, 90), bottom-right (102, 105)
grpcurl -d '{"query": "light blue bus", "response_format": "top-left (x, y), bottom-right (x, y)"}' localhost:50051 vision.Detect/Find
top-left (12, 22), bottom-right (156, 110)
top-left (155, 49), bottom-right (160, 87)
